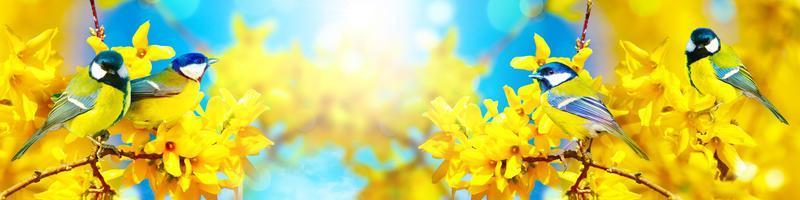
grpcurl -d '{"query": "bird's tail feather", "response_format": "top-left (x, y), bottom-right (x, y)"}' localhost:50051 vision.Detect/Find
top-left (11, 126), bottom-right (51, 161)
top-left (755, 95), bottom-right (789, 125)
top-left (609, 126), bottom-right (650, 160)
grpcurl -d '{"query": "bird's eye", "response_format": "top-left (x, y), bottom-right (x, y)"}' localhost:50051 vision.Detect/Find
top-left (547, 70), bottom-right (555, 75)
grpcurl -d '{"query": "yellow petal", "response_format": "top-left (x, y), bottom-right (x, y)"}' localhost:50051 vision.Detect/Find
top-left (4, 26), bottom-right (24, 52)
top-left (133, 21), bottom-right (151, 48)
top-left (533, 34), bottom-right (550, 60)
top-left (470, 168), bottom-right (493, 185)
top-left (164, 152), bottom-right (182, 177)
top-left (20, 94), bottom-right (37, 121)
top-left (237, 126), bottom-right (271, 155)
top-left (503, 155), bottom-right (522, 178)
top-left (620, 40), bottom-right (652, 66)
top-left (194, 170), bottom-right (219, 185)
top-left (483, 99), bottom-right (499, 120)
top-left (51, 147), bottom-right (66, 161)
top-left (611, 150), bottom-right (627, 165)
top-left (86, 36), bottom-right (109, 54)
top-left (510, 56), bottom-right (536, 71)
top-left (102, 169), bottom-right (125, 181)
top-left (112, 46), bottom-right (138, 62)
top-left (419, 132), bottom-right (452, 158)
top-left (128, 59), bottom-right (152, 79)
top-left (130, 160), bottom-right (150, 183)
top-left (715, 125), bottom-right (756, 147)
top-left (503, 85), bottom-right (521, 108)
top-left (146, 45), bottom-right (176, 61)
top-left (572, 48), bottom-right (593, 71)
top-left (21, 28), bottom-right (57, 57)
top-left (179, 174), bottom-right (191, 192)
top-left (495, 173), bottom-right (508, 192)
top-left (200, 144), bottom-right (230, 163)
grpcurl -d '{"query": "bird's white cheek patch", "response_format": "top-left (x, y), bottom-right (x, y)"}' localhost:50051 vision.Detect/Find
top-left (545, 73), bottom-right (572, 86)
top-left (180, 63), bottom-right (207, 80)
top-left (686, 41), bottom-right (696, 52)
top-left (706, 38), bottom-right (720, 53)
top-left (117, 66), bottom-right (128, 78)
top-left (90, 62), bottom-right (106, 80)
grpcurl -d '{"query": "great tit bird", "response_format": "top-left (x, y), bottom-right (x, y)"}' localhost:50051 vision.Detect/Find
top-left (12, 51), bottom-right (130, 161)
top-left (126, 53), bottom-right (216, 128)
top-left (529, 62), bottom-right (649, 160)
top-left (685, 28), bottom-right (788, 124)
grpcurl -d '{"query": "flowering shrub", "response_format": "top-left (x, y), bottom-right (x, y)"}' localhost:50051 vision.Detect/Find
top-left (0, 21), bottom-right (271, 199)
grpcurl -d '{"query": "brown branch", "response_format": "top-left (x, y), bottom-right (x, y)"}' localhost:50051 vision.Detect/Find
top-left (523, 151), bottom-right (676, 199)
top-left (88, 153), bottom-right (114, 198)
top-left (586, 162), bottom-right (675, 199)
top-left (575, 0), bottom-right (593, 51)
top-left (0, 148), bottom-right (161, 199)
top-left (570, 158), bottom-right (592, 197)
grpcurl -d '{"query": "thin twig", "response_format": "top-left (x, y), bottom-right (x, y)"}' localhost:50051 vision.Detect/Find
top-left (575, 0), bottom-right (593, 51)
top-left (570, 157), bottom-right (592, 196)
top-left (523, 151), bottom-right (676, 199)
top-left (587, 163), bottom-right (675, 199)
top-left (88, 0), bottom-right (105, 41)
top-left (88, 153), bottom-right (113, 195)
top-left (0, 148), bottom-right (161, 199)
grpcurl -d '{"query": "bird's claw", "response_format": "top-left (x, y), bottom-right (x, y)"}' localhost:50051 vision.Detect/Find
top-left (86, 132), bottom-right (119, 158)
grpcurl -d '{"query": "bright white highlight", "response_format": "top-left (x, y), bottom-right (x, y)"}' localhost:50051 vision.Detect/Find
top-left (544, 72), bottom-right (573, 86)
top-left (557, 97), bottom-right (579, 109)
top-left (706, 38), bottom-right (720, 53)
top-left (180, 63), bottom-right (207, 80)
top-left (764, 168), bottom-right (785, 190)
top-left (685, 40), bottom-right (696, 52)
top-left (414, 29), bottom-right (440, 52)
top-left (427, 1), bottom-right (453, 25)
top-left (722, 67), bottom-right (740, 79)
top-left (117, 65), bottom-right (128, 78)
top-left (68, 98), bottom-right (88, 109)
top-left (146, 80), bottom-right (161, 90)
top-left (90, 62), bottom-right (106, 80)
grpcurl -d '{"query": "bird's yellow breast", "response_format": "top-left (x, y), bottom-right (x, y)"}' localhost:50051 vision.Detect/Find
top-left (689, 58), bottom-right (739, 103)
top-left (127, 81), bottom-right (201, 128)
top-left (540, 92), bottom-right (592, 139)
top-left (65, 84), bottom-right (129, 143)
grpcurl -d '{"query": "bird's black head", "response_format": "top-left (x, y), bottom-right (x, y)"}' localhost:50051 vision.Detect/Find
top-left (171, 53), bottom-right (216, 81)
top-left (528, 62), bottom-right (578, 92)
top-left (686, 28), bottom-right (720, 65)
top-left (90, 50), bottom-right (128, 92)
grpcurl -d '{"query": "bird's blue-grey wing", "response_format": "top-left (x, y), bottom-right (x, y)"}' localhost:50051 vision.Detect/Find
top-left (130, 77), bottom-right (186, 100)
top-left (547, 94), bottom-right (619, 131)
top-left (711, 63), bottom-right (759, 95)
top-left (547, 93), bottom-right (650, 159)
top-left (12, 91), bottom-right (97, 160)
top-left (712, 63), bottom-right (788, 124)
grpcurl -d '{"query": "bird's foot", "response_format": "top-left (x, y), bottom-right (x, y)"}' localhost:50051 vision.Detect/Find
top-left (86, 133), bottom-right (120, 159)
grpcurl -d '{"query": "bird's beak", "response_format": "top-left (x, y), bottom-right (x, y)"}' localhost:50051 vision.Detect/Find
top-left (208, 58), bottom-right (219, 64)
top-left (529, 73), bottom-right (544, 79)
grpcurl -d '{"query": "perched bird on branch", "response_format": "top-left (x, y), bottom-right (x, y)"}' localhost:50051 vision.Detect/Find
top-left (13, 51), bottom-right (130, 161)
top-left (685, 27), bottom-right (787, 124)
top-left (126, 53), bottom-right (216, 128)
top-left (529, 62), bottom-right (650, 160)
